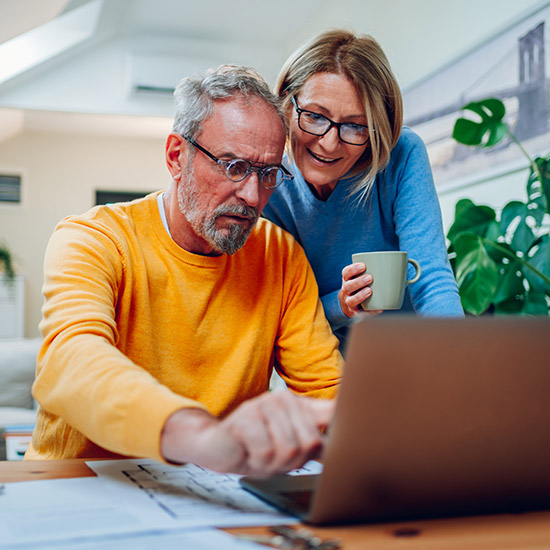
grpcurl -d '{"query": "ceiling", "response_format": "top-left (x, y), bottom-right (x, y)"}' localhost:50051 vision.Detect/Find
top-left (0, 0), bottom-right (345, 108)
top-left (0, 0), bottom-right (67, 44)
top-left (0, 0), bottom-right (545, 139)
top-left (0, 0), bottom-right (339, 138)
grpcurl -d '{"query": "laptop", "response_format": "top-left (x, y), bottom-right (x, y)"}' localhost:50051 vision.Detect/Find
top-left (240, 316), bottom-right (550, 525)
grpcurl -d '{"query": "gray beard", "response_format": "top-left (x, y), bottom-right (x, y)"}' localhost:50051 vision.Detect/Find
top-left (177, 175), bottom-right (259, 255)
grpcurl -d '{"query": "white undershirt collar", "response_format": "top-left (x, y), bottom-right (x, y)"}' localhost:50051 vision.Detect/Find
top-left (157, 192), bottom-right (172, 238)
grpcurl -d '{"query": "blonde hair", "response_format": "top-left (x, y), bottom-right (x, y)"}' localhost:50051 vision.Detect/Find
top-left (276, 29), bottom-right (403, 202)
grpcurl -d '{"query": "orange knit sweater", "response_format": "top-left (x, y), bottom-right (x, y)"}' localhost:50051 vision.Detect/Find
top-left (27, 192), bottom-right (342, 461)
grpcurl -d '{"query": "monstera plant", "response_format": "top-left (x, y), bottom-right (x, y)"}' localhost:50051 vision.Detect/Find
top-left (446, 98), bottom-right (550, 316)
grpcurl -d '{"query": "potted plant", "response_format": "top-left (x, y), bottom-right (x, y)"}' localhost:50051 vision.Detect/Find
top-left (446, 98), bottom-right (550, 315)
top-left (0, 243), bottom-right (15, 283)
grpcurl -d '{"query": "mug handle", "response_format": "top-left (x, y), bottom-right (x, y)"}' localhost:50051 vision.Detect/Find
top-left (406, 258), bottom-right (421, 284)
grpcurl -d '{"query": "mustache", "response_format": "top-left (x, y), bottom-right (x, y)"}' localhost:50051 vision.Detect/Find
top-left (214, 204), bottom-right (259, 223)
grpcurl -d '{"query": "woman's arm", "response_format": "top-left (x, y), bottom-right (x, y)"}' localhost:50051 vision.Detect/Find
top-left (389, 130), bottom-right (463, 315)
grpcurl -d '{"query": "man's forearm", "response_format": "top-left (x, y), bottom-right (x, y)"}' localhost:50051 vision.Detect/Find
top-left (159, 391), bottom-right (334, 476)
top-left (161, 408), bottom-right (219, 464)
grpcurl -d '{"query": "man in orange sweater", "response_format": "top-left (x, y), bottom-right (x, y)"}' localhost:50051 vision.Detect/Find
top-left (27, 65), bottom-right (342, 477)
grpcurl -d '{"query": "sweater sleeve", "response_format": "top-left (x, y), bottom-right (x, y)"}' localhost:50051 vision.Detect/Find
top-left (273, 239), bottom-right (343, 398)
top-left (388, 131), bottom-right (463, 316)
top-left (32, 217), bottom-right (207, 461)
top-left (262, 184), bottom-right (349, 332)
top-left (320, 290), bottom-right (349, 331)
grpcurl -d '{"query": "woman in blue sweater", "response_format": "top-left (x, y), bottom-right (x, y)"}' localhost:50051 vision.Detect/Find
top-left (263, 29), bottom-right (463, 346)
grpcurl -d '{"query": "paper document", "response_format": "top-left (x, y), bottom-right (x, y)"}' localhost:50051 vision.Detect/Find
top-left (0, 476), bottom-right (176, 548)
top-left (88, 459), bottom-right (297, 527)
top-left (1, 527), bottom-right (264, 550)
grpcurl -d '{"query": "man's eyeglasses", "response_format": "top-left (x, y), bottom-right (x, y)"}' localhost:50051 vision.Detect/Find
top-left (182, 135), bottom-right (293, 190)
top-left (291, 96), bottom-right (370, 146)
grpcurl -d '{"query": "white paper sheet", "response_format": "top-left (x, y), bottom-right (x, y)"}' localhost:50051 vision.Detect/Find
top-left (0, 476), bottom-right (176, 548)
top-left (1, 527), bottom-right (264, 550)
top-left (288, 460), bottom-right (323, 476)
top-left (87, 458), bottom-right (297, 528)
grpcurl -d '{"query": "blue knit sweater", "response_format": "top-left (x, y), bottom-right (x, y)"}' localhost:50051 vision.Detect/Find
top-left (263, 128), bottom-right (463, 343)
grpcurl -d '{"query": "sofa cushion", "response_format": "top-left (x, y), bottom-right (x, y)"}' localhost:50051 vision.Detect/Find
top-left (0, 406), bottom-right (37, 430)
top-left (0, 338), bottom-right (41, 409)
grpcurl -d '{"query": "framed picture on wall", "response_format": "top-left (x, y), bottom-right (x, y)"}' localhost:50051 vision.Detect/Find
top-left (402, 1), bottom-right (550, 191)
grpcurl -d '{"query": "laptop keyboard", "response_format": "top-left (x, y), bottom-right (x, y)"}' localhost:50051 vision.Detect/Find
top-left (281, 489), bottom-right (313, 513)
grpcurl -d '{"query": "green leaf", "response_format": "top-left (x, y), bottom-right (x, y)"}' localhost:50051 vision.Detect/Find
top-left (521, 291), bottom-right (549, 315)
top-left (448, 254), bottom-right (456, 273)
top-left (526, 202), bottom-right (546, 228)
top-left (499, 201), bottom-right (535, 253)
top-left (525, 235), bottom-right (550, 292)
top-left (452, 98), bottom-right (508, 147)
top-left (454, 198), bottom-right (475, 219)
top-left (493, 259), bottom-right (525, 305)
top-left (447, 201), bottom-right (498, 244)
top-left (453, 233), bottom-right (499, 315)
top-left (494, 295), bottom-right (525, 314)
top-left (452, 232), bottom-right (481, 260)
top-left (527, 155), bottom-right (550, 214)
top-left (484, 241), bottom-right (516, 266)
top-left (452, 119), bottom-right (486, 146)
top-left (494, 290), bottom-right (548, 315)
top-left (538, 156), bottom-right (550, 215)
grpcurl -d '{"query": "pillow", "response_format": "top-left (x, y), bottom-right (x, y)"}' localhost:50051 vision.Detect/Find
top-left (0, 338), bottom-right (41, 409)
top-left (0, 406), bottom-right (37, 430)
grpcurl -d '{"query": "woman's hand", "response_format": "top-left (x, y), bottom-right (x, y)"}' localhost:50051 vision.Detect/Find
top-left (338, 262), bottom-right (381, 318)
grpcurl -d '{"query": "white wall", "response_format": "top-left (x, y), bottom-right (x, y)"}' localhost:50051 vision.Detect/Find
top-left (0, 129), bottom-right (168, 336)
top-left (292, 0), bottom-right (546, 90)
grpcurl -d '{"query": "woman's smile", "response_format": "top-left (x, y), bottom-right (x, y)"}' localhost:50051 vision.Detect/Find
top-left (289, 72), bottom-right (368, 199)
top-left (307, 148), bottom-right (342, 164)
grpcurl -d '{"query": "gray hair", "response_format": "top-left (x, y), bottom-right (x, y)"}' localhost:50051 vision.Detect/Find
top-left (172, 64), bottom-right (286, 139)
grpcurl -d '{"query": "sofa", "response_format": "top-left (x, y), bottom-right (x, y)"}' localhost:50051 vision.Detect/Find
top-left (0, 338), bottom-right (41, 459)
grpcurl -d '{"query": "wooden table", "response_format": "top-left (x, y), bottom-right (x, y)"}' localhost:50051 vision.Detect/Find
top-left (2, 459), bottom-right (550, 549)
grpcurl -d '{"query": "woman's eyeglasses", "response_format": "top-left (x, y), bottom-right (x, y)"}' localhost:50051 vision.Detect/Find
top-left (291, 96), bottom-right (370, 146)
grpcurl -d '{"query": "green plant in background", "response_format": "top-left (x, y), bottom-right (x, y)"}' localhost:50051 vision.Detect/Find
top-left (0, 243), bottom-right (15, 282)
top-left (447, 98), bottom-right (550, 316)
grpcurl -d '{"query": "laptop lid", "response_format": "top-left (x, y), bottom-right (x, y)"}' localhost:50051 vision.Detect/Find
top-left (241, 316), bottom-right (550, 525)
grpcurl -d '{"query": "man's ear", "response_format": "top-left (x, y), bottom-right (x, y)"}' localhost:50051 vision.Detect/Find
top-left (165, 133), bottom-right (186, 182)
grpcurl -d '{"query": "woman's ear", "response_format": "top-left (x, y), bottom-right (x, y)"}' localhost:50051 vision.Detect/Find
top-left (165, 133), bottom-right (186, 182)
